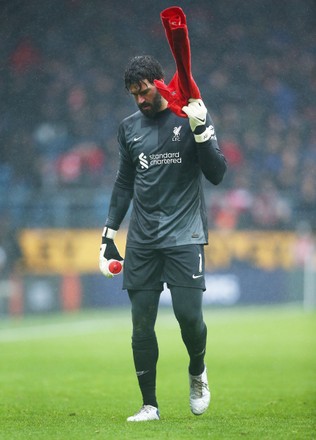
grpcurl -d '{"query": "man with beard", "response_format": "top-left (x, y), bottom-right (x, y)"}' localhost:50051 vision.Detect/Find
top-left (99, 55), bottom-right (227, 421)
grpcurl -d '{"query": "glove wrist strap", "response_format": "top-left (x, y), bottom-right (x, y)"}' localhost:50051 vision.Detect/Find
top-left (194, 125), bottom-right (212, 143)
top-left (102, 227), bottom-right (117, 240)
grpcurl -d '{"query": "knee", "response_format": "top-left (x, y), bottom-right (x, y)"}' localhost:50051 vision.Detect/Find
top-left (132, 331), bottom-right (157, 350)
top-left (175, 308), bottom-right (203, 332)
top-left (132, 314), bottom-right (156, 337)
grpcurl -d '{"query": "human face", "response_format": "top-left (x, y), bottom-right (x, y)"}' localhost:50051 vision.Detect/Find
top-left (129, 80), bottom-right (166, 118)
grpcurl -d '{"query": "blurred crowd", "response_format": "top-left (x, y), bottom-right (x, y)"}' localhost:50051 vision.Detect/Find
top-left (0, 0), bottom-right (315, 230)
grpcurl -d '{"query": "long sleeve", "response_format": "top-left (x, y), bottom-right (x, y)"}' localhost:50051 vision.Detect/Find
top-left (196, 113), bottom-right (227, 185)
top-left (197, 140), bottom-right (227, 185)
top-left (105, 183), bottom-right (133, 230)
top-left (105, 126), bottom-right (135, 230)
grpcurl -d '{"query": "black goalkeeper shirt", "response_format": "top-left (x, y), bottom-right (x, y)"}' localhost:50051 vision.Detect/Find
top-left (106, 107), bottom-right (226, 248)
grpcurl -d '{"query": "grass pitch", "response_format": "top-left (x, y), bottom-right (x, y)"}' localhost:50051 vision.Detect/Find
top-left (0, 305), bottom-right (315, 439)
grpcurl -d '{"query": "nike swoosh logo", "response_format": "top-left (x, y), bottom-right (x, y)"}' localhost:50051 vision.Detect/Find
top-left (134, 136), bottom-right (143, 141)
top-left (192, 274), bottom-right (203, 279)
top-left (196, 348), bottom-right (206, 356)
top-left (136, 370), bottom-right (149, 377)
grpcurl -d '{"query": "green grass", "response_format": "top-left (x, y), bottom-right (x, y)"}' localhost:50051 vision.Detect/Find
top-left (0, 305), bottom-right (315, 439)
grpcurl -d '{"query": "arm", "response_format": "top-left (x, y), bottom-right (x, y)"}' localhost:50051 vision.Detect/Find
top-left (99, 126), bottom-right (135, 277)
top-left (182, 99), bottom-right (227, 185)
top-left (105, 123), bottom-right (135, 230)
top-left (196, 118), bottom-right (227, 185)
top-left (105, 177), bottom-right (134, 230)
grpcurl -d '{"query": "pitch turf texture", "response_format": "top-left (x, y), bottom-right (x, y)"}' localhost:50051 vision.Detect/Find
top-left (0, 306), bottom-right (315, 439)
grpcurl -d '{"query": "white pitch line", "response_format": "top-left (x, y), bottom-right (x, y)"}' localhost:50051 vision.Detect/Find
top-left (0, 310), bottom-right (178, 343)
top-left (0, 319), bottom-right (117, 343)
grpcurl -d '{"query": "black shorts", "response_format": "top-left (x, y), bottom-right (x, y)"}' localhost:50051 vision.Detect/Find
top-left (123, 244), bottom-right (206, 291)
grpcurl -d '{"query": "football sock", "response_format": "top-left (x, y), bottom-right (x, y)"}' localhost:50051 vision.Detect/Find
top-left (132, 332), bottom-right (159, 408)
top-left (170, 286), bottom-right (207, 376)
top-left (181, 322), bottom-right (207, 376)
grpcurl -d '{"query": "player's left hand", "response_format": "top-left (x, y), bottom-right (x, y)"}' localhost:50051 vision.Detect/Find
top-left (182, 98), bottom-right (207, 131)
top-left (182, 98), bottom-right (213, 143)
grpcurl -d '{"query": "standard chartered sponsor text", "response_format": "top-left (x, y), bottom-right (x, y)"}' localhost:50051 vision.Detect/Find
top-left (149, 152), bottom-right (182, 165)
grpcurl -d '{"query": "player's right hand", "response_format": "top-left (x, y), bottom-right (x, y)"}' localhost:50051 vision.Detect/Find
top-left (99, 227), bottom-right (124, 278)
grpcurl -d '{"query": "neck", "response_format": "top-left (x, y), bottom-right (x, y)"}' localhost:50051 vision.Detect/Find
top-left (159, 97), bottom-right (168, 111)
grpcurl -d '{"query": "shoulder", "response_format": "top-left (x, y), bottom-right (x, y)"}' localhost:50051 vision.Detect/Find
top-left (121, 110), bottom-right (142, 128)
top-left (117, 111), bottom-right (142, 144)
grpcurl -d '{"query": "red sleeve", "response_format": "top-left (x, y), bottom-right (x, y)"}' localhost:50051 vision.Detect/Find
top-left (154, 7), bottom-right (201, 118)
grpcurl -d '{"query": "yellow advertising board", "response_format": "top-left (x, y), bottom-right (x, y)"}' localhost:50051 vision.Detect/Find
top-left (19, 229), bottom-right (126, 274)
top-left (18, 229), bottom-right (306, 275)
top-left (204, 231), bottom-right (297, 271)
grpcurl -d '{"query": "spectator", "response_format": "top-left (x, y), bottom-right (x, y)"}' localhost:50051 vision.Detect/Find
top-left (250, 179), bottom-right (292, 230)
top-left (0, 0), bottom-right (315, 230)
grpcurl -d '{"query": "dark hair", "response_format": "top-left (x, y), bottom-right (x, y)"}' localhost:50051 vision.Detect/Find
top-left (124, 55), bottom-right (165, 91)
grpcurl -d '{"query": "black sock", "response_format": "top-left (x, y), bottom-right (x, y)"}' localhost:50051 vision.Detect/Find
top-left (132, 333), bottom-right (159, 408)
top-left (181, 323), bottom-right (207, 376)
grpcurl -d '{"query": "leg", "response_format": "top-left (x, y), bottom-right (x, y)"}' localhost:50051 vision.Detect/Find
top-left (170, 285), bottom-right (210, 415)
top-left (128, 289), bottom-right (161, 409)
top-left (170, 286), bottom-right (207, 376)
top-left (162, 244), bottom-right (207, 374)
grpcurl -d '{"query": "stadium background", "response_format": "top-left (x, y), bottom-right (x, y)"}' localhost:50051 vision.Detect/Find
top-left (0, 0), bottom-right (315, 315)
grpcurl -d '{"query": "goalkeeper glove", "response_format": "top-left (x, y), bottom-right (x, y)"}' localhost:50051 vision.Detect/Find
top-left (182, 98), bottom-right (213, 143)
top-left (99, 227), bottom-right (124, 278)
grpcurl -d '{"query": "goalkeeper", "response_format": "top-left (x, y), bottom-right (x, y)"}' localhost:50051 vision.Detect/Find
top-left (99, 55), bottom-right (227, 422)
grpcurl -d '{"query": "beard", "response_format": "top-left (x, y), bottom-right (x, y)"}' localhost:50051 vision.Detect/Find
top-left (138, 91), bottom-right (163, 118)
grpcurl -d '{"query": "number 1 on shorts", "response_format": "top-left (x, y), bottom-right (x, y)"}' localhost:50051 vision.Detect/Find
top-left (198, 253), bottom-right (202, 273)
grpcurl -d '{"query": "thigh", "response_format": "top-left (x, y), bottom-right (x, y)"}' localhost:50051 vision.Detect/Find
top-left (162, 244), bottom-right (206, 291)
top-left (170, 286), bottom-right (204, 324)
top-left (123, 247), bottom-right (164, 291)
top-left (128, 289), bottom-right (161, 333)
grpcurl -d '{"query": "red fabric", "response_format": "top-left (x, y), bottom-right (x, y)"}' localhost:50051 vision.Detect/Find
top-left (154, 6), bottom-right (201, 118)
